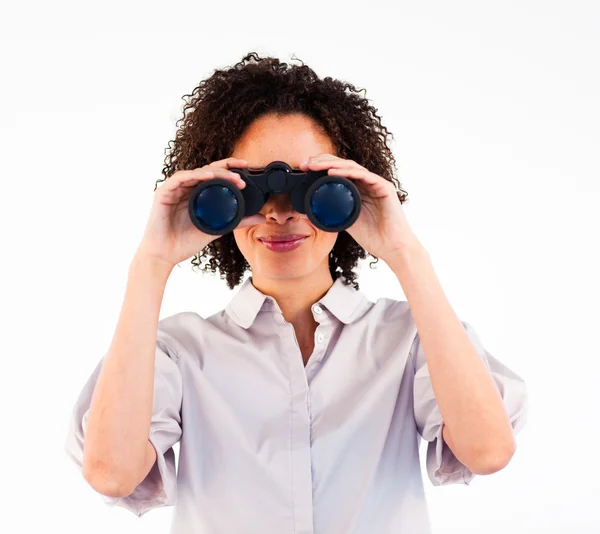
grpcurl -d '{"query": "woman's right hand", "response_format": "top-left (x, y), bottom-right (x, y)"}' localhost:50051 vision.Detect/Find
top-left (135, 157), bottom-right (266, 268)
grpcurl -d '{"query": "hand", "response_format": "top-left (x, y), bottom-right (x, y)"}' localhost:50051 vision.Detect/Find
top-left (136, 157), bottom-right (266, 267)
top-left (298, 154), bottom-right (423, 262)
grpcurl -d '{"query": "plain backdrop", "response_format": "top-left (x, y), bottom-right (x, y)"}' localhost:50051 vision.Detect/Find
top-left (1, 1), bottom-right (599, 533)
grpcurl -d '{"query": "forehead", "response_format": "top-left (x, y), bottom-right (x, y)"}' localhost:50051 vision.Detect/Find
top-left (231, 113), bottom-right (335, 169)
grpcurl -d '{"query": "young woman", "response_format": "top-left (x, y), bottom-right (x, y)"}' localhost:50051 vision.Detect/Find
top-left (65, 51), bottom-right (528, 534)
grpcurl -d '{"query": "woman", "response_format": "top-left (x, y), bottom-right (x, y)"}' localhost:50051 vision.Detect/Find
top-left (65, 51), bottom-right (528, 533)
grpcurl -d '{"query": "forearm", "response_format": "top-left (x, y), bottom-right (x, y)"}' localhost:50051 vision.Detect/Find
top-left (82, 254), bottom-right (173, 492)
top-left (388, 245), bottom-right (515, 474)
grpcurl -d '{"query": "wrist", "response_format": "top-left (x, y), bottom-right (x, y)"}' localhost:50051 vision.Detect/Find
top-left (386, 240), bottom-right (429, 269)
top-left (130, 252), bottom-right (175, 278)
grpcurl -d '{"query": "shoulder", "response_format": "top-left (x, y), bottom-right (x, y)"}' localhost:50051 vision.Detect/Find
top-left (363, 295), bottom-right (415, 328)
top-left (156, 311), bottom-right (211, 362)
top-left (156, 309), bottom-right (239, 361)
top-left (345, 296), bottom-right (418, 371)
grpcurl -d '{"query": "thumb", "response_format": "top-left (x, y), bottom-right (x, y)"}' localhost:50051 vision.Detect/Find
top-left (239, 214), bottom-right (267, 227)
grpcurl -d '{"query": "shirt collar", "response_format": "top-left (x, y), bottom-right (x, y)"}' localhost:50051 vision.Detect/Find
top-left (225, 275), bottom-right (371, 329)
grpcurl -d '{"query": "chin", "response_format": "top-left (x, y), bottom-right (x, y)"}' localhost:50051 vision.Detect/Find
top-left (254, 264), bottom-right (313, 280)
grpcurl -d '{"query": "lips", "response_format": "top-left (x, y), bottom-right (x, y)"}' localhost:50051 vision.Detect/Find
top-left (258, 234), bottom-right (308, 243)
top-left (259, 237), bottom-right (307, 252)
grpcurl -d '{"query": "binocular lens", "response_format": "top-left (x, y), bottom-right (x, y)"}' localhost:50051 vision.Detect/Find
top-left (311, 182), bottom-right (356, 229)
top-left (191, 185), bottom-right (239, 231)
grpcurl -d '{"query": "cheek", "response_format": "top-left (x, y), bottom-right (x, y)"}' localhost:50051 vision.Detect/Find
top-left (232, 230), bottom-right (249, 253)
top-left (316, 232), bottom-right (338, 253)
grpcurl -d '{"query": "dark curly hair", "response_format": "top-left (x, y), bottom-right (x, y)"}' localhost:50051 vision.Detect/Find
top-left (154, 51), bottom-right (408, 291)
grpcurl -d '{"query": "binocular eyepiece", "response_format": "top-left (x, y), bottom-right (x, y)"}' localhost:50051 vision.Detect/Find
top-left (188, 161), bottom-right (361, 236)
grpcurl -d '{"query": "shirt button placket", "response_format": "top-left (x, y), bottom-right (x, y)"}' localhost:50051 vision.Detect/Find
top-left (313, 306), bottom-right (325, 349)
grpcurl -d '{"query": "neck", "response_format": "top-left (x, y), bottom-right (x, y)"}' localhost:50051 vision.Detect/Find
top-left (251, 269), bottom-right (334, 326)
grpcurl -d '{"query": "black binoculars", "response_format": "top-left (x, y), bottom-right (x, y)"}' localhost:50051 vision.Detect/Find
top-left (188, 161), bottom-right (362, 236)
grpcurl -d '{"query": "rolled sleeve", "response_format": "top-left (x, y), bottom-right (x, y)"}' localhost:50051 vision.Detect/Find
top-left (411, 320), bottom-right (528, 486)
top-left (64, 334), bottom-right (183, 517)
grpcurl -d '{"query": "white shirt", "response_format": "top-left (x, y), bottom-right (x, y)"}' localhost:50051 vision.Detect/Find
top-left (65, 275), bottom-right (528, 533)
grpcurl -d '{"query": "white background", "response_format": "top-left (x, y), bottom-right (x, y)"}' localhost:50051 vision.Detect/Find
top-left (1, 1), bottom-right (599, 532)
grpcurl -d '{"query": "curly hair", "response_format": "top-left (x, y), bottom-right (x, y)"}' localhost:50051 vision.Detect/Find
top-left (154, 51), bottom-right (409, 291)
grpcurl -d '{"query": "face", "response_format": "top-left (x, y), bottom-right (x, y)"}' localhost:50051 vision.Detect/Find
top-left (230, 113), bottom-right (339, 282)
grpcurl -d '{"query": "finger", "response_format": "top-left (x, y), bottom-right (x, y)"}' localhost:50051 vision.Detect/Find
top-left (159, 175), bottom-right (229, 208)
top-left (210, 157), bottom-right (248, 169)
top-left (162, 169), bottom-right (215, 192)
top-left (159, 169), bottom-right (245, 206)
top-left (165, 157), bottom-right (248, 190)
top-left (238, 214), bottom-right (267, 227)
top-left (300, 159), bottom-right (355, 173)
top-left (167, 168), bottom-right (245, 192)
top-left (311, 159), bottom-right (358, 168)
top-left (327, 167), bottom-right (377, 185)
top-left (327, 167), bottom-right (394, 197)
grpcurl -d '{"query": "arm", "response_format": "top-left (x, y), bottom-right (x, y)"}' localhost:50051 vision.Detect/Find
top-left (389, 245), bottom-right (516, 475)
top-left (82, 254), bottom-right (173, 496)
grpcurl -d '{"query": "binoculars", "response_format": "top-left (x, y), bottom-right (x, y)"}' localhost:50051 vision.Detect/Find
top-left (188, 160), bottom-right (362, 236)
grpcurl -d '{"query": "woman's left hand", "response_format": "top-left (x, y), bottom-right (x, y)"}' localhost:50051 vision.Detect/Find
top-left (299, 154), bottom-right (424, 262)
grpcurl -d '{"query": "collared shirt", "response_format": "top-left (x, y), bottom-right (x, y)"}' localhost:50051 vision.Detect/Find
top-left (65, 275), bottom-right (528, 534)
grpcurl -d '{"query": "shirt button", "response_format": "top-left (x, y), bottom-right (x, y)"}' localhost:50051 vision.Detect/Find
top-left (313, 305), bottom-right (322, 314)
top-left (317, 333), bottom-right (325, 343)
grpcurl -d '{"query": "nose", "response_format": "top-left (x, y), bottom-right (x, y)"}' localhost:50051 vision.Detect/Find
top-left (260, 192), bottom-right (301, 224)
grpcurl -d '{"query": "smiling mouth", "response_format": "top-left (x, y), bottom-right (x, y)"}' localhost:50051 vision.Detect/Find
top-left (259, 237), bottom-right (307, 251)
top-left (258, 234), bottom-right (309, 243)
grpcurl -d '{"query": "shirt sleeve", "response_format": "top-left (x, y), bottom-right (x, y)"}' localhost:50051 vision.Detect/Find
top-left (411, 319), bottom-right (528, 486)
top-left (64, 333), bottom-right (183, 517)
